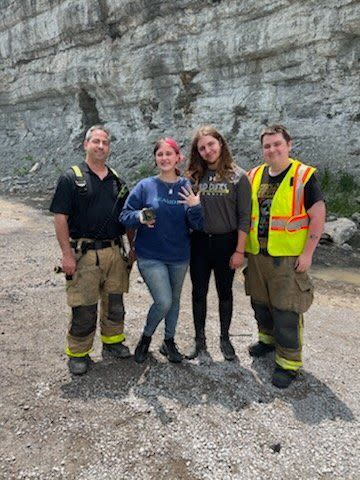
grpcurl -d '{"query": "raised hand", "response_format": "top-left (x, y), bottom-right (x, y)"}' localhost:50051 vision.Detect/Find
top-left (178, 185), bottom-right (200, 207)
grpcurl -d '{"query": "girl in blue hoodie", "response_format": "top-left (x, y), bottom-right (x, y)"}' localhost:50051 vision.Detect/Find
top-left (120, 138), bottom-right (203, 363)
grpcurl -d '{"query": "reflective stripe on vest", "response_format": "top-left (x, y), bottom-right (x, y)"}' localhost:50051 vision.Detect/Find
top-left (245, 159), bottom-right (316, 255)
top-left (247, 166), bottom-right (262, 186)
top-left (270, 214), bottom-right (309, 232)
top-left (268, 162), bottom-right (313, 234)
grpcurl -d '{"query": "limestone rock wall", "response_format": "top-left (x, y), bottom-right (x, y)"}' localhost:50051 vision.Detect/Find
top-left (0, 0), bottom-right (359, 191)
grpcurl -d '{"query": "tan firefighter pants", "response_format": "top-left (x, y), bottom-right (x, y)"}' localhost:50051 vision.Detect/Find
top-left (65, 240), bottom-right (130, 357)
top-left (244, 253), bottom-right (314, 370)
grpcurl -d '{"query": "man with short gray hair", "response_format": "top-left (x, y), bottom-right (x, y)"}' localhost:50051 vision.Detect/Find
top-left (50, 125), bottom-right (133, 375)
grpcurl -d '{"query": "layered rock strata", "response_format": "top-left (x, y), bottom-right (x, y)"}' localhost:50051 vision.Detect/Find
top-left (0, 0), bottom-right (359, 192)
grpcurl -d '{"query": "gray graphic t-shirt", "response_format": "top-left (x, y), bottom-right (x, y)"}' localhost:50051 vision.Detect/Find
top-left (198, 166), bottom-right (251, 234)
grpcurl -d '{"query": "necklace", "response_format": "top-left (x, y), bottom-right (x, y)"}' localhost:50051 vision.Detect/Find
top-left (157, 176), bottom-right (178, 195)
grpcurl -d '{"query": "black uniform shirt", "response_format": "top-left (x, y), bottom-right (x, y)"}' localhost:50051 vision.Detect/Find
top-left (50, 162), bottom-right (128, 239)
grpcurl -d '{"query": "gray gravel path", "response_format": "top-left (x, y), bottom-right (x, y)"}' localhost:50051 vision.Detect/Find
top-left (0, 196), bottom-right (359, 480)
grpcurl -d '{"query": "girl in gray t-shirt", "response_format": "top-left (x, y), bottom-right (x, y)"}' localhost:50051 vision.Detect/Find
top-left (185, 125), bottom-right (251, 361)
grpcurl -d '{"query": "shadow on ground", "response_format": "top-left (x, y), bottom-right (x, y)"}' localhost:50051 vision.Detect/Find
top-left (60, 351), bottom-right (354, 425)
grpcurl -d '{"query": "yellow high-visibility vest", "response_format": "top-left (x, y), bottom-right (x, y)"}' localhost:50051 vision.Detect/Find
top-left (245, 159), bottom-right (316, 256)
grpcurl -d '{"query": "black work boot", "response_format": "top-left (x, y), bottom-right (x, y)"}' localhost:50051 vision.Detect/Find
top-left (272, 366), bottom-right (298, 389)
top-left (159, 338), bottom-right (183, 363)
top-left (220, 336), bottom-right (236, 361)
top-left (134, 335), bottom-right (151, 364)
top-left (103, 341), bottom-right (131, 358)
top-left (185, 337), bottom-right (207, 359)
top-left (68, 355), bottom-right (91, 375)
top-left (248, 341), bottom-right (275, 358)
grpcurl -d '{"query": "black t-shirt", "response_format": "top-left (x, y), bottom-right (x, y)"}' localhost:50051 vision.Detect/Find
top-left (50, 162), bottom-right (128, 239)
top-left (257, 165), bottom-right (324, 250)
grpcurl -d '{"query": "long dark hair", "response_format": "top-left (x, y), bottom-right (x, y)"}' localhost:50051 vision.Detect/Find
top-left (185, 125), bottom-right (236, 186)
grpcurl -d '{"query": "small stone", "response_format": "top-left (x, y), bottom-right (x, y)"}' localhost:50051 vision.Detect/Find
top-left (29, 162), bottom-right (40, 173)
top-left (270, 443), bottom-right (281, 453)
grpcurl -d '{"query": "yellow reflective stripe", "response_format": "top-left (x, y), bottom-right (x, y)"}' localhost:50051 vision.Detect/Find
top-left (101, 333), bottom-right (126, 344)
top-left (275, 354), bottom-right (302, 371)
top-left (299, 314), bottom-right (304, 348)
top-left (66, 346), bottom-right (92, 358)
top-left (71, 165), bottom-right (83, 177)
top-left (108, 167), bottom-right (119, 178)
top-left (259, 332), bottom-right (275, 345)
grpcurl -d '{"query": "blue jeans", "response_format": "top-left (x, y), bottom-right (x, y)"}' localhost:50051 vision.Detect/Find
top-left (137, 257), bottom-right (189, 339)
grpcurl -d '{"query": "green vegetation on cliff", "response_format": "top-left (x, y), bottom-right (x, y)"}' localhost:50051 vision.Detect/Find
top-left (318, 169), bottom-right (360, 217)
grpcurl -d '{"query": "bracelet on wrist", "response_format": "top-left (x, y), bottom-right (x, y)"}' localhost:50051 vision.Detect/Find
top-left (235, 250), bottom-right (245, 254)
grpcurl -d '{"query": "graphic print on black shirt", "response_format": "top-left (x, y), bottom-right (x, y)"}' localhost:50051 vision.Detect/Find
top-left (258, 166), bottom-right (290, 250)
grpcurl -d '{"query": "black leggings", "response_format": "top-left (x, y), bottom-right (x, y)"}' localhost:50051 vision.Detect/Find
top-left (190, 230), bottom-right (237, 340)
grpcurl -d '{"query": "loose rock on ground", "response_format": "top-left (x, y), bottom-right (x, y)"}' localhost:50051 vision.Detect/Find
top-left (0, 196), bottom-right (359, 480)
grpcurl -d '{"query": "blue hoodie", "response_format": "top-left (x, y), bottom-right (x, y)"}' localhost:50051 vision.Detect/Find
top-left (120, 176), bottom-right (203, 263)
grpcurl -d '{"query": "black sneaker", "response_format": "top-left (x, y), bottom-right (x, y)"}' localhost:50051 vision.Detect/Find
top-left (185, 338), bottom-right (207, 359)
top-left (134, 335), bottom-right (152, 364)
top-left (248, 341), bottom-right (275, 358)
top-left (272, 366), bottom-right (297, 389)
top-left (103, 342), bottom-right (131, 358)
top-left (220, 337), bottom-right (236, 361)
top-left (159, 338), bottom-right (183, 363)
top-left (68, 355), bottom-right (91, 375)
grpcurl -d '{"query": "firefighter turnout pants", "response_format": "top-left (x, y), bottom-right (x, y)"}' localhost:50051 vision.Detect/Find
top-left (244, 253), bottom-right (314, 371)
top-left (65, 241), bottom-right (130, 357)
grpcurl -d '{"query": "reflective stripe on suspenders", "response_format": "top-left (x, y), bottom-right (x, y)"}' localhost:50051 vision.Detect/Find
top-left (71, 165), bottom-right (127, 199)
top-left (71, 165), bottom-right (87, 189)
top-left (108, 167), bottom-right (128, 199)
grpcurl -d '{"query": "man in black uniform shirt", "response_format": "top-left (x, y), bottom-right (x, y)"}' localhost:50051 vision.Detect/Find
top-left (50, 125), bottom-right (133, 375)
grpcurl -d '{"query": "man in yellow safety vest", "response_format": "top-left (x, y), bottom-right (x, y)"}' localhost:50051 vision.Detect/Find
top-left (244, 125), bottom-right (326, 388)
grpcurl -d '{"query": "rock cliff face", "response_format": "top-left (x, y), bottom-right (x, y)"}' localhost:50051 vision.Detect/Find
top-left (0, 0), bottom-right (359, 192)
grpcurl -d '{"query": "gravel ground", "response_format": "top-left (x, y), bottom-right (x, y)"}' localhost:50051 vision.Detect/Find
top-left (0, 195), bottom-right (359, 480)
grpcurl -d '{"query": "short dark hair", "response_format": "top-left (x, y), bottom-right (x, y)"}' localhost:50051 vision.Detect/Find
top-left (260, 124), bottom-right (292, 144)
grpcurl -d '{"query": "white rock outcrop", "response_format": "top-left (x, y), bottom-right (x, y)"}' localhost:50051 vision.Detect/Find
top-left (0, 0), bottom-right (359, 190)
top-left (324, 218), bottom-right (357, 245)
